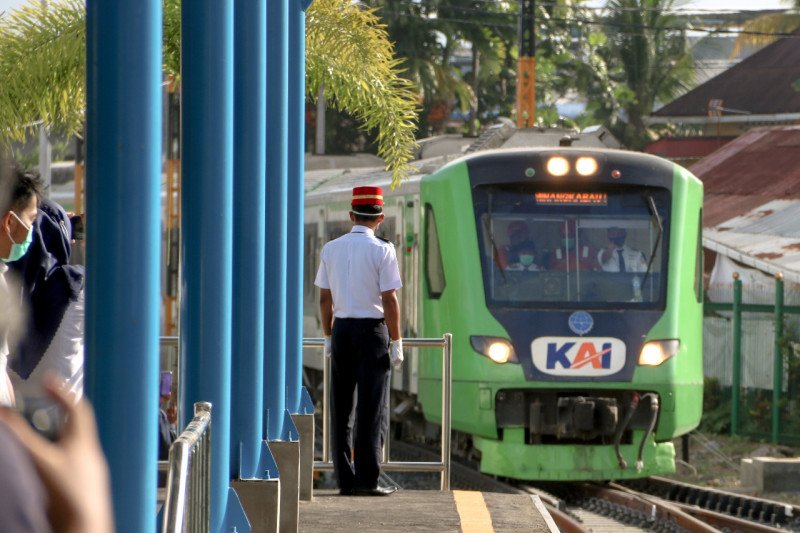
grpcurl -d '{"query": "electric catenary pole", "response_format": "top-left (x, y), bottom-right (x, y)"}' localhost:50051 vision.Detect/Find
top-left (517, 0), bottom-right (535, 128)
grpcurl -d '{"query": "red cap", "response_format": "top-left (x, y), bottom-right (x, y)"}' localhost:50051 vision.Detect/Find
top-left (352, 186), bottom-right (384, 206)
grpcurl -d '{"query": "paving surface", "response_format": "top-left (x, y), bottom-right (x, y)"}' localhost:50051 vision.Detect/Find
top-left (299, 489), bottom-right (556, 532)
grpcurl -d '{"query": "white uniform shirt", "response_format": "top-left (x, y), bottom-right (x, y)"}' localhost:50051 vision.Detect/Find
top-left (314, 225), bottom-right (402, 319)
top-left (0, 263), bottom-right (13, 406)
top-left (598, 245), bottom-right (648, 273)
top-left (10, 289), bottom-right (85, 402)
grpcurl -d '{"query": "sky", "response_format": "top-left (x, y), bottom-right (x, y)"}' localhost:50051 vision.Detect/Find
top-left (0, 0), bottom-right (792, 12)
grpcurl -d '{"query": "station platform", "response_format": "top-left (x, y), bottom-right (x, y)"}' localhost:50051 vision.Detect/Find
top-left (299, 489), bottom-right (558, 532)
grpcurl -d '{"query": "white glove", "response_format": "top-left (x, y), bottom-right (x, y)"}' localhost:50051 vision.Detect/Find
top-left (324, 335), bottom-right (332, 358)
top-left (389, 339), bottom-right (404, 368)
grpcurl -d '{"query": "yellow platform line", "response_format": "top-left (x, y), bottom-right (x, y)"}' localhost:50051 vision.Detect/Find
top-left (453, 490), bottom-right (494, 533)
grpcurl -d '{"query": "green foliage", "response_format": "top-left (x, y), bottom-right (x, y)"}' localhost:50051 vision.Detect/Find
top-left (699, 377), bottom-right (731, 434)
top-left (306, 0), bottom-right (419, 188)
top-left (585, 0), bottom-right (694, 149)
top-left (0, 0), bottom-right (85, 144)
top-left (0, 0), bottom-right (419, 186)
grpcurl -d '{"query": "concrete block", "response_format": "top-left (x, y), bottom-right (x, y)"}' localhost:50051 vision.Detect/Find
top-left (740, 456), bottom-right (800, 493)
top-left (291, 412), bottom-right (315, 501)
top-left (271, 439), bottom-right (300, 533)
top-left (232, 479), bottom-right (280, 533)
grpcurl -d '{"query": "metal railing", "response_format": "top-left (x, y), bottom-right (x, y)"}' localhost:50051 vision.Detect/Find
top-left (306, 334), bottom-right (453, 490)
top-left (162, 402), bottom-right (212, 533)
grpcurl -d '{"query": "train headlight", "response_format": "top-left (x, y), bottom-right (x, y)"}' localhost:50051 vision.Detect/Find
top-left (546, 156), bottom-right (570, 177)
top-left (575, 156), bottom-right (598, 176)
top-left (470, 336), bottom-right (519, 364)
top-left (638, 340), bottom-right (680, 366)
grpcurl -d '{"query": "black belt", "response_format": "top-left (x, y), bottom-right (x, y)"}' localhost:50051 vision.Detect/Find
top-left (336, 317), bottom-right (385, 324)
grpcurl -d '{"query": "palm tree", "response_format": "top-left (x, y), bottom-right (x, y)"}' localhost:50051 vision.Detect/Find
top-left (593, 0), bottom-right (694, 149)
top-left (0, 0), bottom-right (419, 186)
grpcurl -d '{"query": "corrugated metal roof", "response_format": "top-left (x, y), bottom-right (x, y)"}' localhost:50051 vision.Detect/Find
top-left (653, 28), bottom-right (800, 118)
top-left (704, 229), bottom-right (800, 284)
top-left (690, 125), bottom-right (800, 195)
top-left (704, 197), bottom-right (800, 284)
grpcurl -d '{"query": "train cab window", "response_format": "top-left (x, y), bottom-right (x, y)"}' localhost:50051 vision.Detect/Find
top-left (474, 186), bottom-right (670, 310)
top-left (424, 204), bottom-right (446, 298)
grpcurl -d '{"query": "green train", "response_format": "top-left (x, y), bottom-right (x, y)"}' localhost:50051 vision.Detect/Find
top-left (303, 145), bottom-right (704, 481)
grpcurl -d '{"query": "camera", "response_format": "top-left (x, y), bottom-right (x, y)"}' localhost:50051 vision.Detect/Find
top-left (17, 396), bottom-right (66, 441)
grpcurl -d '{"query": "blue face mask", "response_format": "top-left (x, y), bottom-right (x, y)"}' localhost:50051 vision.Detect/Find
top-left (2, 211), bottom-right (33, 263)
top-left (519, 254), bottom-right (535, 266)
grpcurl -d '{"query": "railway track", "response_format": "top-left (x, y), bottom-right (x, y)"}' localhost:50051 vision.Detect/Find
top-left (377, 440), bottom-right (798, 532)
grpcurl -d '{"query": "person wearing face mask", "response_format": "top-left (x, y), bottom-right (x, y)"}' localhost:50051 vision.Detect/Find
top-left (0, 166), bottom-right (42, 407)
top-left (598, 227), bottom-right (647, 273)
top-left (506, 242), bottom-right (541, 271)
top-left (498, 220), bottom-right (537, 270)
top-left (548, 221), bottom-right (599, 272)
top-left (8, 198), bottom-right (85, 404)
top-left (315, 186), bottom-right (403, 497)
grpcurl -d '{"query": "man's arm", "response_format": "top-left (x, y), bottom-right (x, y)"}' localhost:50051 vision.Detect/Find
top-left (319, 288), bottom-right (334, 336)
top-left (381, 289), bottom-right (401, 341)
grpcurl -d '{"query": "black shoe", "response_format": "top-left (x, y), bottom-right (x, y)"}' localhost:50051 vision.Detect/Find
top-left (339, 488), bottom-right (354, 496)
top-left (353, 486), bottom-right (397, 496)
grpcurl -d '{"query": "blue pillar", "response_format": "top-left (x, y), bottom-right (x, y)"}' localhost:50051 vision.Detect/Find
top-left (85, 1), bottom-right (161, 531)
top-left (231, 0), bottom-right (268, 480)
top-left (286, 0), bottom-right (311, 413)
top-left (180, 1), bottom-right (234, 529)
top-left (265, 0), bottom-right (289, 439)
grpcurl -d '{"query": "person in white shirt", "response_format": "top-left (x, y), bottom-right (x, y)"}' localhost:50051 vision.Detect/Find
top-left (314, 185), bottom-right (403, 497)
top-left (0, 167), bottom-right (41, 406)
top-left (598, 227), bottom-right (648, 273)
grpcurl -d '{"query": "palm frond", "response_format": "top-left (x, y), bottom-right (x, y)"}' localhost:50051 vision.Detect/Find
top-left (0, 0), bottom-right (85, 143)
top-left (307, 0), bottom-right (419, 187)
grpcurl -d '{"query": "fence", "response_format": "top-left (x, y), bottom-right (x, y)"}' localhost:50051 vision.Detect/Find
top-left (305, 334), bottom-right (453, 491)
top-left (704, 274), bottom-right (800, 444)
top-left (161, 402), bottom-right (212, 533)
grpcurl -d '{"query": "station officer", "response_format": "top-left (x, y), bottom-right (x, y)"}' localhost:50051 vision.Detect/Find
top-left (315, 186), bottom-right (404, 496)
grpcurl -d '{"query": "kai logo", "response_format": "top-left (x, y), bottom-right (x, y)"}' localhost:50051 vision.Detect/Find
top-left (531, 337), bottom-right (626, 376)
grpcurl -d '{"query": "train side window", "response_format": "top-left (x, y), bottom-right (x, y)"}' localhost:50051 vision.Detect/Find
top-left (425, 203), bottom-right (446, 298)
top-left (695, 209), bottom-right (703, 303)
top-left (304, 222), bottom-right (318, 304)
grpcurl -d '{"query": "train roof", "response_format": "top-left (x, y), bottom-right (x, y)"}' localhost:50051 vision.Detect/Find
top-left (303, 123), bottom-right (668, 202)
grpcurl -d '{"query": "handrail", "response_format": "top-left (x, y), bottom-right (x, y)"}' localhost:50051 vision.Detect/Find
top-left (162, 402), bottom-right (212, 533)
top-left (305, 334), bottom-right (453, 490)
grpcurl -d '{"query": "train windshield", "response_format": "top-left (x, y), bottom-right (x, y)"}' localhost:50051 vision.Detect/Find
top-left (474, 185), bottom-right (670, 310)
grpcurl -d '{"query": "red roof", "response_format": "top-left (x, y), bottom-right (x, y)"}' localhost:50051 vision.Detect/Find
top-left (645, 137), bottom-right (734, 159)
top-left (690, 125), bottom-right (800, 226)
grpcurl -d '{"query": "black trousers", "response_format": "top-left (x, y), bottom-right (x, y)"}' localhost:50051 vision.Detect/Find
top-left (330, 317), bottom-right (391, 491)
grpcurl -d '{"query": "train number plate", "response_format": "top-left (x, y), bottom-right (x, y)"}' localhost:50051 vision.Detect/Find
top-left (530, 337), bottom-right (626, 377)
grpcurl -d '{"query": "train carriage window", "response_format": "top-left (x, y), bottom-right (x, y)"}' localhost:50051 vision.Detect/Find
top-left (695, 209), bottom-right (703, 303)
top-left (304, 223), bottom-right (318, 304)
top-left (424, 204), bottom-right (446, 298)
top-left (474, 185), bottom-right (670, 310)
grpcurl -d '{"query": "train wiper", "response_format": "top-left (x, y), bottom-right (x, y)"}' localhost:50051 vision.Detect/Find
top-left (483, 216), bottom-right (506, 283)
top-left (641, 195), bottom-right (662, 291)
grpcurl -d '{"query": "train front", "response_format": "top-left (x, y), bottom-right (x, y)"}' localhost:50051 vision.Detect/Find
top-left (418, 148), bottom-right (704, 481)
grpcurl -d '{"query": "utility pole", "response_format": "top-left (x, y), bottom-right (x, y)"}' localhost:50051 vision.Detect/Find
top-left (517, 0), bottom-right (535, 128)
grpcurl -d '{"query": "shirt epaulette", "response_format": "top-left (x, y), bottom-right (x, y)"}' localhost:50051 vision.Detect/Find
top-left (376, 235), bottom-right (393, 245)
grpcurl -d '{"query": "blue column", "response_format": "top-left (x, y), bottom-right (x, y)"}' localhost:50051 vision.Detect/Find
top-left (180, 1), bottom-right (234, 530)
top-left (85, 1), bottom-right (161, 531)
top-left (231, 0), bottom-right (267, 479)
top-left (265, 0), bottom-right (289, 439)
top-left (286, 0), bottom-right (311, 413)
